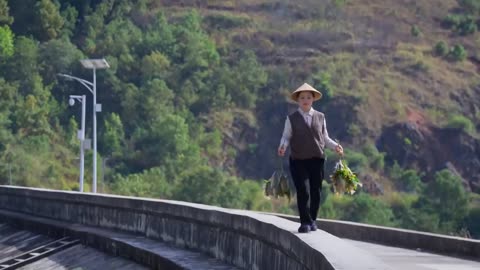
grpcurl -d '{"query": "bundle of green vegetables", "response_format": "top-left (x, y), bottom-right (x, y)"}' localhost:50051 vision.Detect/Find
top-left (264, 168), bottom-right (291, 202)
top-left (330, 159), bottom-right (362, 195)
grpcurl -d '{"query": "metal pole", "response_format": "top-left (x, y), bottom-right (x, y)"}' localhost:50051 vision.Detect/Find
top-left (93, 68), bottom-right (97, 193)
top-left (8, 163), bottom-right (11, 185)
top-left (79, 95), bottom-right (86, 192)
top-left (101, 157), bottom-right (108, 193)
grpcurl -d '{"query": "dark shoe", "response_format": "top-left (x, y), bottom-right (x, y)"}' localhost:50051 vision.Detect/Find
top-left (298, 224), bottom-right (311, 233)
top-left (310, 222), bottom-right (318, 231)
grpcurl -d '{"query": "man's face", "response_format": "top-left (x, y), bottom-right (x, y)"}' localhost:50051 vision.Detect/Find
top-left (298, 91), bottom-right (314, 110)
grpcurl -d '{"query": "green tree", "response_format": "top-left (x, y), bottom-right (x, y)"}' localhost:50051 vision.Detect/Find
top-left (138, 79), bottom-right (174, 123)
top-left (389, 162), bottom-right (424, 193)
top-left (39, 39), bottom-right (84, 83)
top-left (111, 167), bottom-right (172, 198)
top-left (36, 0), bottom-right (64, 40)
top-left (15, 93), bottom-right (52, 137)
top-left (389, 193), bottom-right (418, 229)
top-left (173, 165), bottom-right (224, 206)
top-left (132, 113), bottom-right (192, 170)
top-left (140, 51), bottom-right (170, 80)
top-left (0, 25), bottom-right (13, 58)
top-left (95, 18), bottom-right (142, 57)
top-left (362, 144), bottom-right (385, 171)
top-left (312, 72), bottom-right (334, 106)
top-left (343, 193), bottom-right (395, 226)
top-left (142, 12), bottom-right (177, 57)
top-left (0, 78), bottom-right (16, 152)
top-left (6, 36), bottom-right (39, 91)
top-left (172, 11), bottom-right (220, 108)
top-left (466, 207), bottom-right (480, 238)
top-left (60, 4), bottom-right (79, 38)
top-left (0, 0), bottom-right (13, 25)
top-left (100, 113), bottom-right (125, 156)
top-left (236, 180), bottom-right (272, 211)
top-left (416, 169), bottom-right (469, 233)
top-left (343, 149), bottom-right (368, 173)
top-left (228, 50), bottom-right (267, 109)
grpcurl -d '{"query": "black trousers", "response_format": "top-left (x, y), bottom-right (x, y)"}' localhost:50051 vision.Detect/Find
top-left (289, 157), bottom-right (325, 225)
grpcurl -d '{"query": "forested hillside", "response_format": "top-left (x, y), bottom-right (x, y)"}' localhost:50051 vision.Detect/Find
top-left (0, 0), bottom-right (479, 238)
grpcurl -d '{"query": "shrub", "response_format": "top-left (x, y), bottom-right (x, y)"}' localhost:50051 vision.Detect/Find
top-left (442, 14), bottom-right (462, 29)
top-left (389, 162), bottom-right (424, 193)
top-left (362, 144), bottom-right (385, 171)
top-left (449, 44), bottom-right (467, 61)
top-left (446, 114), bottom-right (475, 133)
top-left (411, 25), bottom-right (421, 37)
top-left (458, 0), bottom-right (480, 14)
top-left (441, 14), bottom-right (477, 35)
top-left (434, 41), bottom-right (449, 57)
top-left (204, 13), bottom-right (251, 30)
top-left (458, 17), bottom-right (477, 35)
top-left (466, 207), bottom-right (480, 239)
top-left (343, 149), bottom-right (369, 173)
top-left (343, 193), bottom-right (396, 226)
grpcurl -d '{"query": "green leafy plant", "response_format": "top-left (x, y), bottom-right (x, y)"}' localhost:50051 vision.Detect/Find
top-left (330, 159), bottom-right (362, 195)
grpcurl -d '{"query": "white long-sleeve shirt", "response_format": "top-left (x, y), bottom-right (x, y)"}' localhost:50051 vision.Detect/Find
top-left (279, 108), bottom-right (338, 150)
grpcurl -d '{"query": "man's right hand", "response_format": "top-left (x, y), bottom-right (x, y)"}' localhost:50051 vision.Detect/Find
top-left (278, 146), bottom-right (286, 157)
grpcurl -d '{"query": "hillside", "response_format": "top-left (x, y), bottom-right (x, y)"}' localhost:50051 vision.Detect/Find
top-left (159, 0), bottom-right (480, 192)
top-left (0, 0), bottom-right (479, 238)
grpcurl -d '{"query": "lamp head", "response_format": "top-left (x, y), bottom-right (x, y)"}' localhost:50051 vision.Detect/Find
top-left (69, 98), bottom-right (75, 106)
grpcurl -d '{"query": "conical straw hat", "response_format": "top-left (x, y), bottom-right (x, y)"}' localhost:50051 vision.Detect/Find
top-left (290, 83), bottom-right (322, 102)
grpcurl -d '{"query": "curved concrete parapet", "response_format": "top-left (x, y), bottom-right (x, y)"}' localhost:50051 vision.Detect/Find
top-left (272, 213), bottom-right (480, 261)
top-left (0, 186), bottom-right (390, 270)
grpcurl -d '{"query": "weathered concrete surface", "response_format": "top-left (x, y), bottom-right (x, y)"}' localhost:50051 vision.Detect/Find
top-left (0, 223), bottom-right (147, 270)
top-left (0, 210), bottom-right (239, 270)
top-left (271, 213), bottom-right (480, 261)
top-left (346, 239), bottom-right (480, 270)
top-left (0, 186), bottom-right (391, 270)
top-left (0, 223), bottom-right (53, 261)
top-left (17, 244), bottom-right (147, 270)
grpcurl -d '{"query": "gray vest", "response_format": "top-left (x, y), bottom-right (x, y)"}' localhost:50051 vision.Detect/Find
top-left (289, 110), bottom-right (325, 160)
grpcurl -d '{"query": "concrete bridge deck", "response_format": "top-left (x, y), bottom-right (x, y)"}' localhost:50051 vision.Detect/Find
top-left (347, 239), bottom-right (480, 270)
top-left (0, 186), bottom-right (478, 270)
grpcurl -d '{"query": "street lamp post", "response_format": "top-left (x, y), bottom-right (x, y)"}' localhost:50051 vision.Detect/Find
top-left (8, 163), bottom-right (11, 185)
top-left (58, 58), bottom-right (109, 193)
top-left (69, 95), bottom-right (86, 192)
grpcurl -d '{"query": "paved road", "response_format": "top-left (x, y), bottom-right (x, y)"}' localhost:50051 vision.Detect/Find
top-left (346, 239), bottom-right (480, 270)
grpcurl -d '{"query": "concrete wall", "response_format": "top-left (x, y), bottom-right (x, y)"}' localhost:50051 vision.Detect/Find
top-left (0, 186), bottom-right (389, 270)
